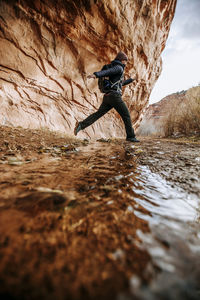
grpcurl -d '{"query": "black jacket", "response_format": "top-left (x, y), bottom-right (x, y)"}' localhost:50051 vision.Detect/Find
top-left (93, 59), bottom-right (133, 93)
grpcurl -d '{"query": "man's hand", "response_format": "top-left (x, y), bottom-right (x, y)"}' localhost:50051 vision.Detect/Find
top-left (87, 74), bottom-right (96, 79)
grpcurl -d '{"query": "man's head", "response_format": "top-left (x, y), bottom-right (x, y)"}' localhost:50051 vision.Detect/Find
top-left (115, 51), bottom-right (128, 65)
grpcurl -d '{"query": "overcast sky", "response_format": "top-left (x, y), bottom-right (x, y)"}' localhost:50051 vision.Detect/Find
top-left (149, 0), bottom-right (200, 104)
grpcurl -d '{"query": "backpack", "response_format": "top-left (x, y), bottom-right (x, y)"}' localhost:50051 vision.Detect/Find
top-left (98, 64), bottom-right (123, 93)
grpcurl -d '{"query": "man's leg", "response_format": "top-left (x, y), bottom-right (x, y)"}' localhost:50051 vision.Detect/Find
top-left (79, 96), bottom-right (112, 130)
top-left (113, 96), bottom-right (136, 139)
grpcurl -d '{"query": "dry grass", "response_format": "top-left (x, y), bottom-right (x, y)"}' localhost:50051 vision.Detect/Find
top-left (163, 87), bottom-right (200, 137)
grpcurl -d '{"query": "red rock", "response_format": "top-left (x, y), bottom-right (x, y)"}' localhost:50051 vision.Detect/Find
top-left (0, 0), bottom-right (177, 138)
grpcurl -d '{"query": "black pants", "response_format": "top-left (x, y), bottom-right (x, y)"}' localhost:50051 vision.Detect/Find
top-left (79, 91), bottom-right (135, 138)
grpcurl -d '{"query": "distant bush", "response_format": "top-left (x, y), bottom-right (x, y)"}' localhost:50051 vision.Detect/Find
top-left (163, 87), bottom-right (200, 137)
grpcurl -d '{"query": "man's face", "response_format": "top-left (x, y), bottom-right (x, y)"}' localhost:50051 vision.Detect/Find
top-left (121, 60), bottom-right (127, 65)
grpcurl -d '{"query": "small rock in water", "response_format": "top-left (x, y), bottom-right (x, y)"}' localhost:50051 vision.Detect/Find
top-left (36, 187), bottom-right (63, 194)
top-left (96, 138), bottom-right (112, 143)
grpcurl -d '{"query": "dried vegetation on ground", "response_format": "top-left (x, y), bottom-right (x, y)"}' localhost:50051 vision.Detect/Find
top-left (163, 86), bottom-right (200, 137)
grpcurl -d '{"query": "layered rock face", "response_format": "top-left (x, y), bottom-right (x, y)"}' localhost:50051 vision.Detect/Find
top-left (0, 0), bottom-right (177, 138)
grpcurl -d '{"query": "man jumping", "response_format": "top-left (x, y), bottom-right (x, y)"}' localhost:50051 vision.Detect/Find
top-left (74, 51), bottom-right (139, 142)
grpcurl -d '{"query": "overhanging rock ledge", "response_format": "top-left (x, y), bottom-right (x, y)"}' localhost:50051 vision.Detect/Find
top-left (0, 0), bottom-right (177, 138)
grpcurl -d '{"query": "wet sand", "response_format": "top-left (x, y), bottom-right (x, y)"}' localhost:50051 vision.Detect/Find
top-left (0, 126), bottom-right (200, 299)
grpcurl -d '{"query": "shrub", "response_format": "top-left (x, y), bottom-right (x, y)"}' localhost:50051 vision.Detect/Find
top-left (163, 87), bottom-right (200, 137)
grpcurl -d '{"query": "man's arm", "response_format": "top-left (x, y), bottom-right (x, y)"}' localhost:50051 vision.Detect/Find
top-left (94, 65), bottom-right (123, 78)
top-left (122, 78), bottom-right (134, 86)
top-left (87, 65), bottom-right (123, 79)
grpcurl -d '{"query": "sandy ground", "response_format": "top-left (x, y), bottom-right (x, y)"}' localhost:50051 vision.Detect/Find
top-left (0, 126), bottom-right (199, 300)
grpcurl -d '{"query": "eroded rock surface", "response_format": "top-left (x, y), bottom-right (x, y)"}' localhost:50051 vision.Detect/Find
top-left (0, 0), bottom-right (176, 138)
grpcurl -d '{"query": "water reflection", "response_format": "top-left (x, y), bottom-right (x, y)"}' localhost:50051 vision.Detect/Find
top-left (123, 154), bottom-right (200, 299)
top-left (134, 165), bottom-right (199, 222)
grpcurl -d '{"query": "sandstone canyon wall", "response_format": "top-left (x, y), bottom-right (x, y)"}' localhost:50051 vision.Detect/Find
top-left (0, 0), bottom-right (177, 138)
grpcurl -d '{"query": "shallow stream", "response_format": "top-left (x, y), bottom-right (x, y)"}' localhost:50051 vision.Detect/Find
top-left (0, 137), bottom-right (200, 300)
top-left (80, 142), bottom-right (200, 299)
top-left (125, 165), bottom-right (200, 299)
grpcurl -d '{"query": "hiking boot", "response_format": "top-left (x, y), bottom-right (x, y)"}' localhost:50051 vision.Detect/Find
top-left (126, 137), bottom-right (140, 143)
top-left (74, 121), bottom-right (82, 136)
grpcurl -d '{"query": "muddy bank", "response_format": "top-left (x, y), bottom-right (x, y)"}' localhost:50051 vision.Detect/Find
top-left (0, 126), bottom-right (200, 300)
